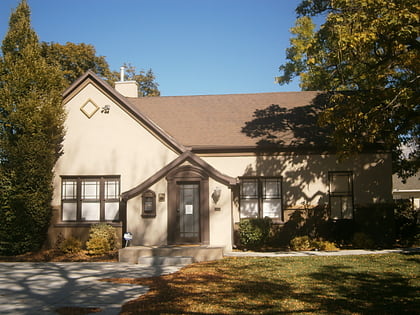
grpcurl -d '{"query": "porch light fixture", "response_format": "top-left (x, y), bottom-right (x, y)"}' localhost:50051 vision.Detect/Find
top-left (212, 187), bottom-right (222, 204)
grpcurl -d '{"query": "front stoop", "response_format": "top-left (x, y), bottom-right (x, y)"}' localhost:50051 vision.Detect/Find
top-left (119, 246), bottom-right (224, 265)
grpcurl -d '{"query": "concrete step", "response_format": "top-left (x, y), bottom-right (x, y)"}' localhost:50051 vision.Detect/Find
top-left (138, 256), bottom-right (194, 266)
top-left (119, 246), bottom-right (224, 264)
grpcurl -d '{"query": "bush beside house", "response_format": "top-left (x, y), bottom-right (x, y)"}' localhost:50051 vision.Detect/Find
top-left (238, 202), bottom-right (418, 251)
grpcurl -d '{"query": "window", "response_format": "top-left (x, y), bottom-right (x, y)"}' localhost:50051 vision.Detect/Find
top-left (61, 176), bottom-right (120, 222)
top-left (142, 190), bottom-right (156, 218)
top-left (240, 177), bottom-right (282, 219)
top-left (328, 171), bottom-right (353, 219)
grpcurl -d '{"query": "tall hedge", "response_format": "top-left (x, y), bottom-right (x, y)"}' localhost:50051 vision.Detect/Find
top-left (0, 1), bottom-right (65, 254)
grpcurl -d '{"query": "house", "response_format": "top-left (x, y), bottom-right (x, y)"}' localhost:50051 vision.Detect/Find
top-left (48, 70), bottom-right (393, 252)
top-left (393, 173), bottom-right (420, 210)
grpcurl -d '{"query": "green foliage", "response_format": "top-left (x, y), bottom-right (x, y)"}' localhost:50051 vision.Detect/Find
top-left (41, 43), bottom-right (160, 96)
top-left (239, 218), bottom-right (272, 249)
top-left (109, 63), bottom-right (160, 97)
top-left (86, 223), bottom-right (117, 255)
top-left (352, 232), bottom-right (375, 249)
top-left (354, 203), bottom-right (395, 247)
top-left (278, 0), bottom-right (420, 178)
top-left (0, 0), bottom-right (65, 255)
top-left (59, 236), bottom-right (82, 254)
top-left (40, 41), bottom-right (112, 85)
top-left (394, 199), bottom-right (419, 246)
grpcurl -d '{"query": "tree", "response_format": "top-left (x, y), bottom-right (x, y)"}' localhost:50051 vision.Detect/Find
top-left (109, 63), bottom-right (160, 97)
top-left (41, 43), bottom-right (160, 96)
top-left (40, 41), bottom-right (112, 85)
top-left (0, 0), bottom-right (66, 254)
top-left (277, 0), bottom-right (420, 179)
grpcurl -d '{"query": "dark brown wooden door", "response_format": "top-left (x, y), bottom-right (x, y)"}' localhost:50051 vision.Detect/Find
top-left (176, 183), bottom-right (200, 243)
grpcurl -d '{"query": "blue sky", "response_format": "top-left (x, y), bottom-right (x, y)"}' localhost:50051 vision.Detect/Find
top-left (0, 0), bottom-right (303, 96)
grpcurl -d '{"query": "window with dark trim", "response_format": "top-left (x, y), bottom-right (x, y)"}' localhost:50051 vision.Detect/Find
top-left (239, 177), bottom-right (282, 219)
top-left (142, 190), bottom-right (156, 218)
top-left (61, 176), bottom-right (120, 222)
top-left (328, 171), bottom-right (353, 219)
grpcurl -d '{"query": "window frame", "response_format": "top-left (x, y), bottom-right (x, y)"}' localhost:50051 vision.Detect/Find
top-left (239, 176), bottom-right (283, 220)
top-left (61, 175), bottom-right (121, 223)
top-left (328, 171), bottom-right (354, 220)
top-left (141, 189), bottom-right (156, 218)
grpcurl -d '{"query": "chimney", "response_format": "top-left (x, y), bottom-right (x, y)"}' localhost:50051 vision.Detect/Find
top-left (114, 66), bottom-right (139, 98)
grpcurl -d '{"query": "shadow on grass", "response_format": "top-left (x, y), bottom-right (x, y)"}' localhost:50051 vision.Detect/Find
top-left (307, 265), bottom-right (417, 313)
top-left (118, 254), bottom-right (419, 314)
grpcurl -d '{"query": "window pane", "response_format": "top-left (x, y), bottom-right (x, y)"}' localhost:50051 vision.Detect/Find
top-left (263, 200), bottom-right (282, 218)
top-left (82, 181), bottom-right (100, 199)
top-left (240, 200), bottom-right (258, 218)
top-left (330, 197), bottom-right (342, 220)
top-left (144, 197), bottom-right (154, 212)
top-left (342, 197), bottom-right (353, 219)
top-left (330, 174), bottom-right (350, 194)
top-left (105, 180), bottom-right (119, 199)
top-left (263, 179), bottom-right (280, 198)
top-left (63, 202), bottom-right (77, 221)
top-left (63, 180), bottom-right (77, 199)
top-left (81, 202), bottom-right (100, 220)
top-left (105, 202), bottom-right (119, 220)
top-left (242, 180), bottom-right (258, 198)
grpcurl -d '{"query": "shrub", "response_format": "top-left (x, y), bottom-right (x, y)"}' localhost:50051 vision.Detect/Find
top-left (311, 239), bottom-right (339, 251)
top-left (239, 218), bottom-right (271, 249)
top-left (59, 236), bottom-right (82, 254)
top-left (290, 236), bottom-right (339, 251)
top-left (86, 223), bottom-right (118, 255)
top-left (352, 232), bottom-right (375, 249)
top-left (290, 236), bottom-right (311, 251)
top-left (394, 200), bottom-right (419, 246)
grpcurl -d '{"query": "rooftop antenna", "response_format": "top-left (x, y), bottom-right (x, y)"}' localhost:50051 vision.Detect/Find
top-left (120, 66), bottom-right (125, 82)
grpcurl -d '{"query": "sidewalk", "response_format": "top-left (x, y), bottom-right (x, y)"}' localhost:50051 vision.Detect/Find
top-left (224, 247), bottom-right (419, 258)
top-left (0, 262), bottom-right (182, 315)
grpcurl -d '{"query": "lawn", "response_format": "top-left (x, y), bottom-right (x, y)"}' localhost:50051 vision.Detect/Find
top-left (109, 253), bottom-right (419, 314)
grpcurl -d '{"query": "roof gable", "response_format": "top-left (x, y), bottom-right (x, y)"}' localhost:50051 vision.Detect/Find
top-left (121, 151), bottom-right (237, 200)
top-left (62, 70), bottom-right (186, 154)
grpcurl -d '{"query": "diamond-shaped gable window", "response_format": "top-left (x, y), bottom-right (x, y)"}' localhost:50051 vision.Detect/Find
top-left (80, 99), bottom-right (99, 118)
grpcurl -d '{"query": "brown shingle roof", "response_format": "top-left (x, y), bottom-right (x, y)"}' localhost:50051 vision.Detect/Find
top-left (128, 91), bottom-right (327, 150)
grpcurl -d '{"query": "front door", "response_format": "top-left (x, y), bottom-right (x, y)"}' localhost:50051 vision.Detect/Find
top-left (176, 183), bottom-right (200, 243)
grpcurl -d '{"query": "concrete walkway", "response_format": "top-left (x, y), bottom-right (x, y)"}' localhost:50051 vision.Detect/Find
top-left (0, 262), bottom-right (182, 315)
top-left (224, 248), bottom-right (419, 258)
top-left (1, 248), bottom-right (417, 314)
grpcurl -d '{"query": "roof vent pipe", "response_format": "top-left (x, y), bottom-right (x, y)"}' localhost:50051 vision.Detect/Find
top-left (120, 66), bottom-right (125, 82)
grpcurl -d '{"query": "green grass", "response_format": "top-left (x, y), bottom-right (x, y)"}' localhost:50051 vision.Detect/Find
top-left (116, 253), bottom-right (419, 314)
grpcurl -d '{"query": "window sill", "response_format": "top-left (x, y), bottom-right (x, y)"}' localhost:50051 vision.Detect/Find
top-left (141, 214), bottom-right (156, 218)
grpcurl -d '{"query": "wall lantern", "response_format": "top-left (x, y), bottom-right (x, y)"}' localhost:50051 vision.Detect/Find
top-left (212, 186), bottom-right (222, 204)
